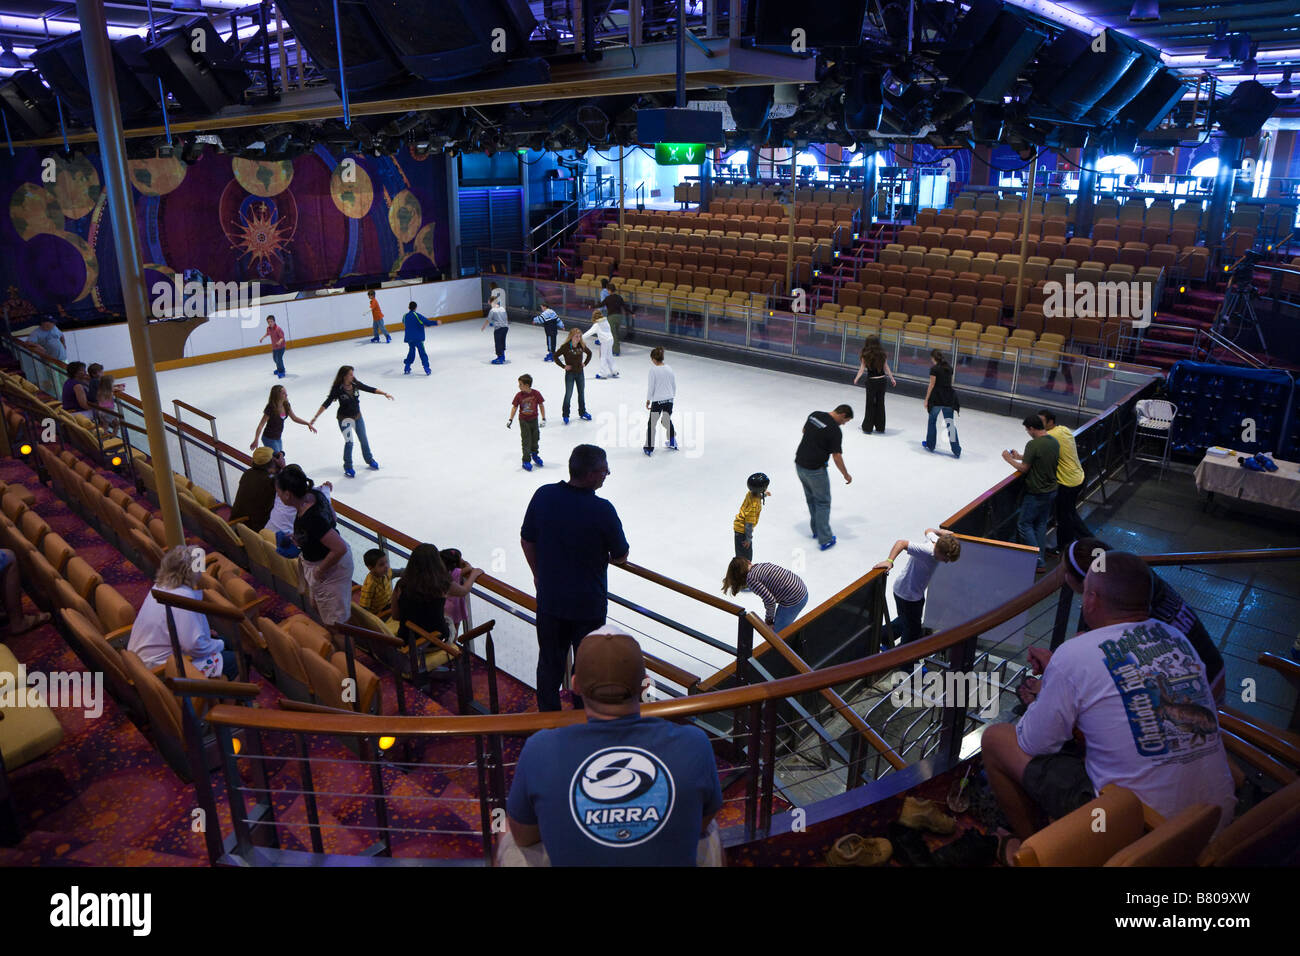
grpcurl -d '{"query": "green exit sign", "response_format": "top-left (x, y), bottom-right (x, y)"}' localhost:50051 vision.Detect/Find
top-left (655, 143), bottom-right (706, 165)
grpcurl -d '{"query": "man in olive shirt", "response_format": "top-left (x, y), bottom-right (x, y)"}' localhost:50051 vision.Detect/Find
top-left (1038, 410), bottom-right (1091, 553)
top-left (231, 446), bottom-right (279, 531)
top-left (1002, 415), bottom-right (1059, 571)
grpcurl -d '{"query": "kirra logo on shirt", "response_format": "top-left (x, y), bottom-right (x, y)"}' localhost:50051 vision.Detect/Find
top-left (569, 747), bottom-right (675, 847)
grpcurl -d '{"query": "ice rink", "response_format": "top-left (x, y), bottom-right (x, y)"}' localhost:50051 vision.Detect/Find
top-left (123, 317), bottom-right (1031, 682)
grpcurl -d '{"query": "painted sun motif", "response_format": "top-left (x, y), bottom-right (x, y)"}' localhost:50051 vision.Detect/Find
top-left (226, 199), bottom-right (296, 276)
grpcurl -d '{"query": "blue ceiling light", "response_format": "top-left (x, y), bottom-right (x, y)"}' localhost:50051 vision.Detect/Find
top-left (171, 0), bottom-right (204, 12)
top-left (1207, 21), bottom-right (1231, 59)
top-left (1128, 0), bottom-right (1159, 23)
top-left (1227, 33), bottom-right (1252, 63)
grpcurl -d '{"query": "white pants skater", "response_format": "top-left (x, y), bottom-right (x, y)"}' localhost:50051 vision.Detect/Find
top-left (583, 320), bottom-right (617, 378)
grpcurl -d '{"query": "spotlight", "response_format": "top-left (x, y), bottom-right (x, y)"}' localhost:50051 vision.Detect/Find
top-left (19, 443), bottom-right (32, 456)
top-left (111, 455), bottom-right (123, 466)
top-left (1128, 0), bottom-right (1159, 22)
top-left (882, 69), bottom-right (909, 97)
top-left (172, 0), bottom-right (205, 12)
top-left (1242, 42), bottom-right (1259, 74)
top-left (0, 40), bottom-right (22, 70)
top-left (1227, 33), bottom-right (1252, 64)
top-left (1207, 22), bottom-right (1231, 60)
top-left (1276, 70), bottom-right (1294, 96)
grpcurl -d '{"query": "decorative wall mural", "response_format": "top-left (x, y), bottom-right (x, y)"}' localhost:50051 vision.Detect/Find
top-left (0, 145), bottom-right (450, 322)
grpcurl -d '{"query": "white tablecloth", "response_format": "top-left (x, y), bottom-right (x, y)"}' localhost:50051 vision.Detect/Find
top-left (1193, 450), bottom-right (1300, 513)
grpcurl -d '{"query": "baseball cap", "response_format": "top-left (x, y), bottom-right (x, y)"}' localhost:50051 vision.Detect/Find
top-left (574, 632), bottom-right (645, 705)
top-left (252, 447), bottom-right (273, 466)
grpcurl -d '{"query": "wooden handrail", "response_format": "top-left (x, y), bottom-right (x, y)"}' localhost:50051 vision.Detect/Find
top-left (1218, 711), bottom-right (1300, 767)
top-left (455, 619), bottom-right (497, 646)
top-left (1259, 651), bottom-right (1300, 681)
top-left (164, 677), bottom-right (261, 699)
top-left (151, 587), bottom-right (246, 622)
top-left (616, 560), bottom-right (746, 615)
top-left (407, 621), bottom-right (461, 658)
top-left (330, 620), bottom-right (405, 648)
top-left (642, 651), bottom-right (700, 691)
top-left (1221, 729), bottom-right (1299, 785)
top-left (172, 399), bottom-right (217, 421)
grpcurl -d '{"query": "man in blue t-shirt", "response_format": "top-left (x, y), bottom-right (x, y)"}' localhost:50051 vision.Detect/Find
top-left (507, 631), bottom-right (723, 866)
top-left (401, 300), bottom-right (439, 375)
top-left (521, 444), bottom-right (630, 711)
top-left (29, 318), bottom-right (66, 362)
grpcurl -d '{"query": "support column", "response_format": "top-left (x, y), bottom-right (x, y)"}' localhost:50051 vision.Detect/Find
top-left (1205, 138), bottom-right (1242, 253)
top-left (77, 0), bottom-right (184, 547)
top-left (862, 148), bottom-right (878, 224)
top-left (1013, 153), bottom-right (1039, 319)
top-left (446, 152), bottom-right (461, 277)
top-left (1074, 146), bottom-right (1099, 238)
top-left (786, 149), bottom-right (796, 295)
top-left (618, 146), bottom-right (625, 267)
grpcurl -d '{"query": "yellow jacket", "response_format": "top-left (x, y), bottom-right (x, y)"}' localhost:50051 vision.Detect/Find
top-left (734, 492), bottom-right (763, 534)
top-left (1048, 425), bottom-right (1085, 488)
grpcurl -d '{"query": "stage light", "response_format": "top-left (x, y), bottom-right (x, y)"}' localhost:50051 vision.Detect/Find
top-left (1241, 41), bottom-right (1259, 74)
top-left (1128, 0), bottom-right (1158, 22)
top-left (111, 455), bottom-right (123, 466)
top-left (1207, 22), bottom-right (1230, 60)
top-left (883, 70), bottom-right (909, 97)
top-left (379, 736), bottom-right (396, 750)
top-left (1107, 362), bottom-right (1116, 369)
top-left (1277, 70), bottom-right (1294, 96)
top-left (1178, 285), bottom-right (1185, 293)
top-left (0, 40), bottom-right (22, 70)
top-left (19, 443), bottom-right (32, 455)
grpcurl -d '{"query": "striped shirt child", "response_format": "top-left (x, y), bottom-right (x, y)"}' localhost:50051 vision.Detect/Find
top-left (746, 563), bottom-right (808, 624)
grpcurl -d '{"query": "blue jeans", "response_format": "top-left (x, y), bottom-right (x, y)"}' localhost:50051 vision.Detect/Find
top-left (493, 326), bottom-right (508, 358)
top-left (339, 415), bottom-right (374, 469)
top-left (1018, 490), bottom-right (1057, 566)
top-left (262, 437), bottom-right (283, 455)
top-left (563, 371), bottom-right (586, 417)
top-left (272, 348), bottom-right (285, 374)
top-left (795, 464), bottom-right (833, 546)
top-left (926, 406), bottom-right (960, 455)
top-left (372, 319), bottom-right (389, 341)
top-left (773, 593), bottom-right (808, 634)
top-left (404, 341), bottom-right (429, 372)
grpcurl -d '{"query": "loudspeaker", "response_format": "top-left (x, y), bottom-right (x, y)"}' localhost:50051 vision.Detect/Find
top-left (0, 70), bottom-right (58, 138)
top-left (727, 85), bottom-right (773, 131)
top-left (31, 34), bottom-right (160, 124)
top-left (1215, 80), bottom-right (1280, 139)
top-left (1116, 69), bottom-right (1187, 131)
top-left (971, 103), bottom-right (1004, 144)
top-left (747, 0), bottom-right (869, 47)
top-left (950, 9), bottom-right (1045, 103)
top-left (1088, 52), bottom-right (1161, 125)
top-left (1037, 29), bottom-right (1140, 121)
top-left (141, 17), bottom-right (250, 116)
top-left (273, 0), bottom-right (408, 92)
top-left (364, 0), bottom-right (536, 80)
top-left (843, 72), bottom-right (883, 134)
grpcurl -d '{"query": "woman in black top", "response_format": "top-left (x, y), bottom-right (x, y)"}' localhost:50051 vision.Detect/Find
top-left (251, 384), bottom-right (315, 455)
top-left (851, 335), bottom-right (896, 434)
top-left (391, 543), bottom-right (482, 664)
top-left (275, 464), bottom-right (355, 626)
top-left (922, 349), bottom-right (962, 458)
top-left (308, 365), bottom-right (394, 478)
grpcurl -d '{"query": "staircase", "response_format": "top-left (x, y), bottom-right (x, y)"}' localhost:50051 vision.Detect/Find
top-left (551, 207), bottom-right (620, 279)
top-left (1135, 288), bottom-right (1220, 370)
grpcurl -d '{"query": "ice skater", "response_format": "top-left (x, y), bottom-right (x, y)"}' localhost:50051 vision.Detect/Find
top-left (553, 326), bottom-right (592, 425)
top-left (922, 349), bottom-right (961, 458)
top-left (507, 373), bottom-right (547, 471)
top-left (533, 303), bottom-right (563, 362)
top-left (644, 346), bottom-right (677, 455)
top-left (260, 315), bottom-right (287, 378)
top-left (852, 335), bottom-right (896, 434)
top-left (583, 308), bottom-right (618, 379)
top-left (482, 295), bottom-right (510, 364)
top-left (402, 300), bottom-right (439, 375)
top-left (733, 472), bottom-right (770, 560)
top-left (251, 384), bottom-right (316, 455)
top-left (488, 281), bottom-right (505, 310)
top-left (367, 290), bottom-right (390, 343)
top-left (309, 365), bottom-right (394, 478)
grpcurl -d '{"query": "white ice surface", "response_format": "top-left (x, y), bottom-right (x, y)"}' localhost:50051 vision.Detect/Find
top-left (121, 319), bottom-right (1029, 686)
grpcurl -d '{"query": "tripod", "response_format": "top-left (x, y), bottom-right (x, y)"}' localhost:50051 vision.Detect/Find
top-left (1212, 279), bottom-right (1269, 354)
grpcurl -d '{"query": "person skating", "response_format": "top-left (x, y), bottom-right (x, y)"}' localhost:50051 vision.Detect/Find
top-left (794, 405), bottom-right (854, 551)
top-left (583, 308), bottom-right (618, 379)
top-left (554, 326), bottom-right (593, 425)
top-left (367, 290), bottom-right (391, 343)
top-left (401, 300), bottom-right (439, 375)
top-left (533, 303), bottom-right (563, 363)
top-left (260, 315), bottom-right (287, 378)
top-left (852, 335), bottom-right (896, 434)
top-left (251, 384), bottom-right (315, 455)
top-left (309, 365), bottom-right (394, 478)
top-left (733, 473), bottom-right (770, 560)
top-left (508, 373), bottom-right (547, 471)
top-left (644, 346), bottom-right (677, 455)
top-left (482, 296), bottom-right (511, 364)
top-left (922, 349), bottom-right (961, 458)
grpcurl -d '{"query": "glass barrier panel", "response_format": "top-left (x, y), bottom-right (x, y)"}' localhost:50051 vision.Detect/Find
top-left (793, 314), bottom-right (844, 364)
top-left (1013, 351), bottom-right (1087, 409)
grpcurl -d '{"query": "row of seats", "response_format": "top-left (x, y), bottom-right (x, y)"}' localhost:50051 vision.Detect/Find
top-left (869, 251), bottom-right (1162, 291)
top-left (592, 226), bottom-right (832, 262)
top-left (707, 183), bottom-right (862, 205)
top-left (890, 228), bottom-right (1203, 274)
top-left (948, 193), bottom-right (1073, 218)
top-left (575, 277), bottom-right (769, 319)
top-left (705, 199), bottom-right (856, 224)
top-left (620, 209), bottom-right (849, 244)
top-left (578, 257), bottom-right (799, 294)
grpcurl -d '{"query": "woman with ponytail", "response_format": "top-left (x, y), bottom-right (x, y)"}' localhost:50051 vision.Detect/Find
top-left (275, 464), bottom-right (354, 625)
top-left (921, 349), bottom-right (961, 458)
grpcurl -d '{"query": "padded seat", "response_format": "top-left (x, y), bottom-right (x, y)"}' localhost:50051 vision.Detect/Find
top-left (0, 642), bottom-right (64, 770)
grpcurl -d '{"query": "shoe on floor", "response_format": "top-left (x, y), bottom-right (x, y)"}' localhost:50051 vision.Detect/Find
top-left (367, 460), bottom-right (380, 470)
top-left (953, 449), bottom-right (961, 459)
top-left (385, 336), bottom-right (392, 343)
top-left (491, 356), bottom-right (506, 365)
top-left (595, 374), bottom-right (604, 379)
top-left (403, 368), bottom-right (411, 375)
top-left (579, 412), bottom-right (592, 421)
top-left (886, 822), bottom-right (935, 867)
top-left (344, 467), bottom-right (356, 478)
top-left (819, 536), bottom-right (837, 551)
top-left (563, 416), bottom-right (570, 425)
top-left (543, 352), bottom-right (553, 363)
top-left (666, 439), bottom-right (678, 450)
top-left (921, 441), bottom-right (933, 452)
top-left (898, 796), bottom-right (956, 835)
top-left (531, 454), bottom-right (543, 467)
top-left (643, 447), bottom-right (653, 456)
top-left (825, 833), bottom-right (892, 867)
top-left (523, 461), bottom-right (533, 472)
top-left (931, 830), bottom-right (998, 867)
top-left (369, 338), bottom-right (380, 343)
top-left (424, 367), bottom-right (431, 375)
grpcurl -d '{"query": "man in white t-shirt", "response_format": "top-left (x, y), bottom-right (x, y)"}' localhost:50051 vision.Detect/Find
top-left (982, 552), bottom-right (1235, 843)
top-left (874, 527), bottom-right (961, 646)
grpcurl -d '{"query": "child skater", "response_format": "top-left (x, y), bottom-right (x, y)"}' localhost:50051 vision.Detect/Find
top-left (533, 303), bottom-right (563, 363)
top-left (583, 307), bottom-right (618, 379)
top-left (260, 314), bottom-right (287, 378)
top-left (251, 383), bottom-right (316, 455)
top-left (482, 296), bottom-right (510, 364)
top-left (507, 373), bottom-right (546, 471)
top-left (644, 346), bottom-right (677, 456)
top-left (733, 472), bottom-right (770, 559)
top-left (441, 548), bottom-right (473, 639)
top-left (367, 290), bottom-right (391, 343)
top-left (401, 301), bottom-right (439, 375)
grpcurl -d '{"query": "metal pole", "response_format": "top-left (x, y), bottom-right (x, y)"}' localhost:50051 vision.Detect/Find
top-left (787, 149), bottom-right (796, 294)
top-left (619, 146), bottom-right (626, 269)
top-left (676, 0), bottom-right (686, 108)
top-left (1013, 153), bottom-right (1039, 319)
top-left (331, 0), bottom-right (351, 127)
top-left (275, 11), bottom-right (291, 97)
top-left (76, 0), bottom-right (185, 547)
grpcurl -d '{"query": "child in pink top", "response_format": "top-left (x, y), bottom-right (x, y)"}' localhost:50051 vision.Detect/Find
top-left (441, 548), bottom-right (471, 637)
